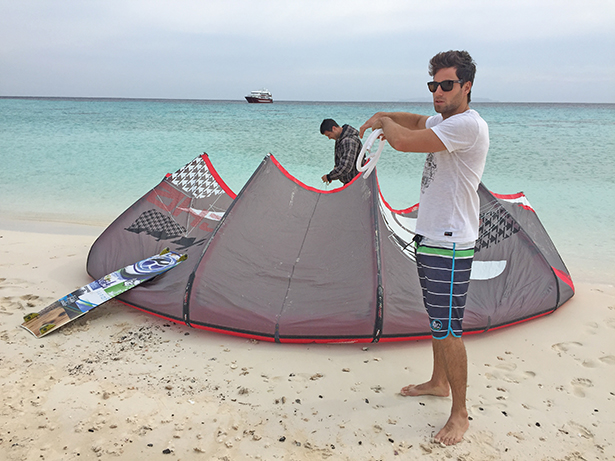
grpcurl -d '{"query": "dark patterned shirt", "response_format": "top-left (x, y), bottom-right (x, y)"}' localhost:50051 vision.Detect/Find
top-left (327, 125), bottom-right (363, 184)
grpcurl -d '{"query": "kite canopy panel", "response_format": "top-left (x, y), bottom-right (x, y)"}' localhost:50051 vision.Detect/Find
top-left (87, 153), bottom-right (574, 343)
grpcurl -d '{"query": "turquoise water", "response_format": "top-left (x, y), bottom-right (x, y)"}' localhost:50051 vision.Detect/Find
top-left (1, 98), bottom-right (614, 283)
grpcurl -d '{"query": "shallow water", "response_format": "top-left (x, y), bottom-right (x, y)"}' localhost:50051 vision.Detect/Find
top-left (1, 98), bottom-right (613, 283)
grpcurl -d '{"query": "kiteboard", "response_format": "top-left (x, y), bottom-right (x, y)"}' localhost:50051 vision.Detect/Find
top-left (21, 248), bottom-right (187, 338)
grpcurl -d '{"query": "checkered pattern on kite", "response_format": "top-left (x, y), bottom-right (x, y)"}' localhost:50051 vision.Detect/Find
top-left (125, 210), bottom-right (187, 239)
top-left (168, 157), bottom-right (225, 199)
top-left (476, 207), bottom-right (521, 253)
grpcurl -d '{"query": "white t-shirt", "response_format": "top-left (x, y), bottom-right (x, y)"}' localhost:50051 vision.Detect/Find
top-left (415, 109), bottom-right (489, 243)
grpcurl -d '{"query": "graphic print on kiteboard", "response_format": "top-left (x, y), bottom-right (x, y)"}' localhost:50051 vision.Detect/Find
top-left (21, 248), bottom-right (187, 338)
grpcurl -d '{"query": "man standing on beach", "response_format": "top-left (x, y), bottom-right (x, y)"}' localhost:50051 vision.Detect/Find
top-left (359, 50), bottom-right (489, 446)
top-left (320, 119), bottom-right (362, 185)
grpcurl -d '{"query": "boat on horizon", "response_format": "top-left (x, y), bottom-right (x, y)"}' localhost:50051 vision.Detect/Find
top-left (245, 89), bottom-right (273, 103)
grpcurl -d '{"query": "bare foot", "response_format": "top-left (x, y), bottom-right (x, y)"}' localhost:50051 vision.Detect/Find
top-left (400, 381), bottom-right (449, 397)
top-left (434, 411), bottom-right (469, 445)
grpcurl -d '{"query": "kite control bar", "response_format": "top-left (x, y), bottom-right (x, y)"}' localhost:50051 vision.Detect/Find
top-left (356, 128), bottom-right (385, 178)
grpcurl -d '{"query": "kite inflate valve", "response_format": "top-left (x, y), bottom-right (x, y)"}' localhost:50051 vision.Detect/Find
top-left (356, 128), bottom-right (385, 178)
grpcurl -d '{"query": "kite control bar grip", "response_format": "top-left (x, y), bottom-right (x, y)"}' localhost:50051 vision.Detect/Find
top-left (356, 128), bottom-right (385, 178)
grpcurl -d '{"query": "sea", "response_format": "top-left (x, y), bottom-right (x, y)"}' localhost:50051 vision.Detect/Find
top-left (1, 97), bottom-right (614, 284)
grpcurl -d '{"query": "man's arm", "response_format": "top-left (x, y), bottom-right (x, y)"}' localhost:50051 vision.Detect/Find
top-left (360, 112), bottom-right (445, 154)
top-left (359, 112), bottom-right (428, 137)
top-left (326, 137), bottom-right (360, 182)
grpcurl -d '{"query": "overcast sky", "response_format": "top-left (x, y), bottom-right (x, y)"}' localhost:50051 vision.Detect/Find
top-left (1, 0), bottom-right (614, 103)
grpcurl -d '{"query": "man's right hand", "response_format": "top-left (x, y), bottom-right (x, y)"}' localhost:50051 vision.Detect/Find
top-left (359, 112), bottom-right (384, 138)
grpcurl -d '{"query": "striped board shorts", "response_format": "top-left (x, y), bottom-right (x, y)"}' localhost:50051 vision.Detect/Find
top-left (415, 237), bottom-right (475, 339)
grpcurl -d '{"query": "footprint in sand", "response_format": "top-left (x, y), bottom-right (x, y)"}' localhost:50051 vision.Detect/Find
top-left (552, 341), bottom-right (582, 354)
top-left (563, 421), bottom-right (594, 439)
top-left (585, 322), bottom-right (599, 335)
top-left (571, 377), bottom-right (593, 387)
top-left (0, 297), bottom-right (21, 313)
top-left (495, 362), bottom-right (517, 372)
top-left (598, 355), bottom-right (615, 365)
top-left (484, 366), bottom-right (535, 384)
top-left (553, 341), bottom-right (611, 369)
top-left (605, 318), bottom-right (615, 329)
top-left (571, 378), bottom-right (593, 398)
top-left (20, 294), bottom-right (40, 301)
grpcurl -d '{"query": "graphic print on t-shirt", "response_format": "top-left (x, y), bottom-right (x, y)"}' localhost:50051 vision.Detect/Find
top-left (421, 152), bottom-right (437, 193)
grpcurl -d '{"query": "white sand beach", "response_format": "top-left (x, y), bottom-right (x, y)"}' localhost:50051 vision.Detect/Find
top-left (1, 220), bottom-right (614, 461)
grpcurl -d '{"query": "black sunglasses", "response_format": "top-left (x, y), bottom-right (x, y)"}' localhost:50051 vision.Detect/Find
top-left (427, 79), bottom-right (463, 93)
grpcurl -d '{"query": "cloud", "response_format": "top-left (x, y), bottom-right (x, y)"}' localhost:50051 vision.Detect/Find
top-left (118, 0), bottom-right (615, 45)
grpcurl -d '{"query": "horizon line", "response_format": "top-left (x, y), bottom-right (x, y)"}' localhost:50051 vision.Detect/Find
top-left (1, 95), bottom-right (612, 105)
